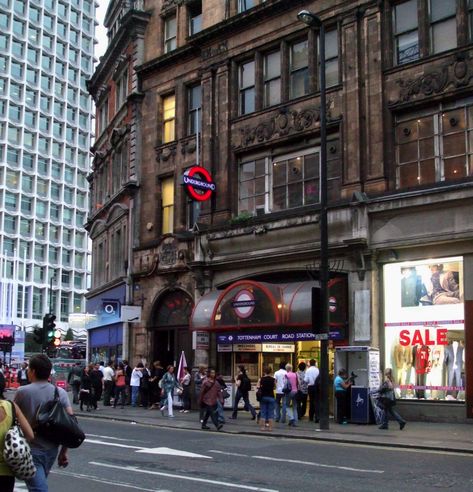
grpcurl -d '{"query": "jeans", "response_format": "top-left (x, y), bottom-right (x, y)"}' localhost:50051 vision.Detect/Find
top-left (285, 392), bottom-right (298, 423)
top-left (232, 390), bottom-right (256, 418)
top-left (260, 396), bottom-right (275, 421)
top-left (131, 385), bottom-right (140, 406)
top-left (114, 385), bottom-right (126, 407)
top-left (274, 393), bottom-right (286, 422)
top-left (71, 381), bottom-right (81, 404)
top-left (25, 446), bottom-right (58, 492)
top-left (381, 402), bottom-right (405, 428)
top-left (297, 392), bottom-right (308, 419)
top-left (163, 390), bottom-right (174, 416)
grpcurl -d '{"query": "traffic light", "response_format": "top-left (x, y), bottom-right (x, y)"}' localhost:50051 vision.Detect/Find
top-left (53, 329), bottom-right (61, 347)
top-left (43, 313), bottom-right (57, 347)
top-left (33, 326), bottom-right (44, 346)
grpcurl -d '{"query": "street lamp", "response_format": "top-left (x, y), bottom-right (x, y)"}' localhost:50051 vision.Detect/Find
top-left (297, 10), bottom-right (330, 431)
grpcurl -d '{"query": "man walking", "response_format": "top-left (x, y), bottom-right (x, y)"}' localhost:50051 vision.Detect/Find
top-left (274, 362), bottom-right (287, 423)
top-left (14, 354), bottom-right (72, 491)
top-left (68, 362), bottom-right (82, 404)
top-left (304, 359), bottom-right (320, 423)
top-left (199, 369), bottom-right (223, 431)
top-left (102, 361), bottom-right (115, 406)
top-left (17, 361), bottom-right (30, 386)
top-left (230, 365), bottom-right (256, 420)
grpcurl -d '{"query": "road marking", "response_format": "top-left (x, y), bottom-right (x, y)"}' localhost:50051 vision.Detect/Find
top-left (87, 433), bottom-right (146, 443)
top-left (90, 462), bottom-right (279, 492)
top-left (52, 469), bottom-right (172, 491)
top-left (136, 447), bottom-right (211, 459)
top-left (85, 438), bottom-right (144, 450)
top-left (209, 450), bottom-right (249, 457)
top-left (251, 455), bottom-right (384, 474)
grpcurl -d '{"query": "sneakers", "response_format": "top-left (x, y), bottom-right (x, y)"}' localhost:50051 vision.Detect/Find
top-left (400, 422), bottom-right (406, 430)
top-left (183, 410), bottom-right (189, 413)
top-left (179, 409), bottom-right (185, 413)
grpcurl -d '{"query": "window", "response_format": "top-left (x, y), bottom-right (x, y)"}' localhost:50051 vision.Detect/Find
top-left (13, 19), bottom-right (25, 37)
top-left (27, 47), bottom-right (38, 64)
top-left (396, 104), bottom-right (473, 189)
top-left (25, 89), bottom-right (36, 106)
top-left (161, 177), bottom-right (174, 234)
top-left (290, 40), bottom-right (309, 99)
top-left (394, 0), bottom-right (419, 65)
top-left (263, 51), bottom-right (281, 108)
top-left (98, 98), bottom-right (108, 134)
top-left (239, 158), bottom-right (268, 215)
top-left (4, 214), bottom-right (16, 234)
top-left (239, 60), bottom-right (255, 115)
top-left (20, 218), bottom-right (31, 236)
top-left (28, 27), bottom-right (39, 44)
top-left (37, 158), bottom-right (48, 175)
top-left (40, 96), bottom-right (51, 113)
top-left (9, 105), bottom-right (21, 122)
top-left (189, 2), bottom-right (202, 36)
top-left (323, 29), bottom-right (339, 88)
top-left (162, 94), bottom-right (176, 143)
top-left (238, 0), bottom-right (255, 12)
top-left (24, 111), bottom-right (35, 127)
top-left (115, 69), bottom-right (128, 109)
top-left (164, 16), bottom-right (177, 53)
top-left (11, 61), bottom-right (23, 79)
top-left (12, 40), bottom-right (24, 58)
top-left (60, 293), bottom-right (69, 322)
top-left (430, 0), bottom-right (457, 54)
top-left (22, 175), bottom-right (33, 193)
top-left (187, 85), bottom-right (201, 135)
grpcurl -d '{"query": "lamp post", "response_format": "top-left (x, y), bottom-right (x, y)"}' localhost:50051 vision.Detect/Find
top-left (297, 10), bottom-right (330, 431)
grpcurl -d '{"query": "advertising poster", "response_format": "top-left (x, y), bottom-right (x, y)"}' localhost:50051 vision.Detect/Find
top-left (384, 257), bottom-right (464, 401)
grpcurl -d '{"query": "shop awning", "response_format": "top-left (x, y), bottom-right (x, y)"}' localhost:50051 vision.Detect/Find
top-left (190, 279), bottom-right (347, 332)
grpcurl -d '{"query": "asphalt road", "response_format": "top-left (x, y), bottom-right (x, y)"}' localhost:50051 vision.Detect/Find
top-left (14, 418), bottom-right (473, 492)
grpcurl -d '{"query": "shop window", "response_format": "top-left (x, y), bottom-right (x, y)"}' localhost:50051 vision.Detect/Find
top-left (395, 103), bottom-right (473, 189)
top-left (161, 177), bottom-right (174, 234)
top-left (383, 258), bottom-right (465, 401)
top-left (290, 39), bottom-right (309, 99)
top-left (164, 15), bottom-right (177, 53)
top-left (263, 51), bottom-right (281, 108)
top-left (429, 0), bottom-right (457, 54)
top-left (239, 60), bottom-right (255, 115)
top-left (187, 84), bottom-right (201, 135)
top-left (162, 94), bottom-right (176, 143)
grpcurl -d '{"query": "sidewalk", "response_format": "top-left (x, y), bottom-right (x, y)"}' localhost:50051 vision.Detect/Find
top-left (74, 401), bottom-right (473, 455)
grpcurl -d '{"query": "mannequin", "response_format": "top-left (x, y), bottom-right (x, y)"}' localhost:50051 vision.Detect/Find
top-left (444, 341), bottom-right (464, 397)
top-left (413, 344), bottom-right (430, 398)
top-left (425, 345), bottom-right (444, 399)
top-left (393, 343), bottom-right (413, 396)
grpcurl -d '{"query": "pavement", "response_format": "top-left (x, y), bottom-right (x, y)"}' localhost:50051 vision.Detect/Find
top-left (72, 400), bottom-right (473, 455)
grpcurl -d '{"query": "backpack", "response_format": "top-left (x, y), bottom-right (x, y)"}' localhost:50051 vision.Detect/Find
top-left (282, 376), bottom-right (292, 394)
top-left (240, 374), bottom-right (251, 392)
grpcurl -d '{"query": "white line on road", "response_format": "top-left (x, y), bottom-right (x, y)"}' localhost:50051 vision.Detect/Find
top-left (52, 469), bottom-right (172, 492)
top-left (84, 438), bottom-right (144, 450)
top-left (209, 450), bottom-right (249, 457)
top-left (89, 461), bottom-right (279, 492)
top-left (136, 447), bottom-right (212, 458)
top-left (251, 455), bottom-right (384, 474)
top-left (87, 433), bottom-right (146, 443)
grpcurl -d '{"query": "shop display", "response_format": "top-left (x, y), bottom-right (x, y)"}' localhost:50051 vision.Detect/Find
top-left (384, 257), bottom-right (465, 401)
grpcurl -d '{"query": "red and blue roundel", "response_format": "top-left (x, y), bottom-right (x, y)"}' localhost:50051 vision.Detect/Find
top-left (183, 166), bottom-right (216, 202)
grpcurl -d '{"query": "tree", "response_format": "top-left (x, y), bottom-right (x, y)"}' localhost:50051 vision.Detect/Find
top-left (25, 326), bottom-right (43, 353)
top-left (64, 328), bottom-right (74, 341)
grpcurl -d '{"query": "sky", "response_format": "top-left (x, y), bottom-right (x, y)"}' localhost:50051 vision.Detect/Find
top-left (95, 0), bottom-right (109, 60)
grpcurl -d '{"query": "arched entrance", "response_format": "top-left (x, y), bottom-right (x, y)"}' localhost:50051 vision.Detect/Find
top-left (150, 290), bottom-right (194, 368)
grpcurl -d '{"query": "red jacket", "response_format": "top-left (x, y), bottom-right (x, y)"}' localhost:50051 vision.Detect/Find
top-left (199, 378), bottom-right (221, 406)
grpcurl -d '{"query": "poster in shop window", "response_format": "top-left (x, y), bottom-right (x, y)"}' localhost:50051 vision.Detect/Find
top-left (383, 257), bottom-right (465, 401)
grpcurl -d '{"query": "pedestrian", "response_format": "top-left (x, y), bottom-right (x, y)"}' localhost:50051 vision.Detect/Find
top-left (90, 364), bottom-right (103, 408)
top-left (17, 362), bottom-right (30, 386)
top-left (160, 365), bottom-right (179, 418)
top-left (79, 365), bottom-right (93, 412)
top-left (215, 373), bottom-right (227, 424)
top-left (194, 365), bottom-right (207, 422)
top-left (274, 362), bottom-right (287, 423)
top-left (296, 362), bottom-right (308, 419)
top-left (179, 367), bottom-right (191, 413)
top-left (140, 363), bottom-right (151, 408)
top-left (0, 363), bottom-right (5, 399)
top-left (130, 363), bottom-right (144, 407)
top-left (149, 361), bottom-right (164, 409)
top-left (378, 368), bottom-right (406, 431)
top-left (199, 369), bottom-right (223, 431)
top-left (304, 359), bottom-right (320, 423)
top-left (0, 392), bottom-right (34, 492)
top-left (334, 368), bottom-right (352, 424)
top-left (123, 360), bottom-right (133, 405)
top-left (67, 362), bottom-right (82, 405)
top-left (230, 366), bottom-right (256, 420)
top-left (285, 363), bottom-right (299, 427)
top-left (102, 361), bottom-right (115, 406)
top-left (98, 361), bottom-right (105, 375)
top-left (14, 354), bottom-right (72, 491)
top-left (113, 362), bottom-right (127, 409)
top-left (257, 366), bottom-right (276, 432)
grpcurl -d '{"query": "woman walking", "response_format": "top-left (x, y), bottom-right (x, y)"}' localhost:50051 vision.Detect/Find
top-left (378, 368), bottom-right (406, 430)
top-left (257, 366), bottom-right (276, 431)
top-left (285, 364), bottom-right (299, 427)
top-left (160, 365), bottom-right (179, 418)
top-left (179, 367), bottom-right (191, 413)
top-left (296, 362), bottom-right (308, 419)
top-left (79, 365), bottom-right (93, 412)
top-left (113, 362), bottom-right (127, 409)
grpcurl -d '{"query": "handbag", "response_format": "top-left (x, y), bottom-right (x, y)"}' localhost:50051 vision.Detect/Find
top-left (256, 388), bottom-right (262, 402)
top-left (282, 376), bottom-right (292, 395)
top-left (36, 387), bottom-right (85, 449)
top-left (3, 401), bottom-right (36, 480)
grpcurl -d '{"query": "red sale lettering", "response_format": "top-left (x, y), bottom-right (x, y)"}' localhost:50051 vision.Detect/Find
top-left (398, 328), bottom-right (449, 346)
top-left (399, 329), bottom-right (410, 346)
top-left (437, 328), bottom-right (448, 345)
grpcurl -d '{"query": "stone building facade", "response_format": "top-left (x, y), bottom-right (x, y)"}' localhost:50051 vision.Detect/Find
top-left (92, 0), bottom-right (473, 420)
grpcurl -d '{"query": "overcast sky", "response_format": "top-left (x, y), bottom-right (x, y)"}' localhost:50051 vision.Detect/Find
top-left (95, 0), bottom-right (109, 60)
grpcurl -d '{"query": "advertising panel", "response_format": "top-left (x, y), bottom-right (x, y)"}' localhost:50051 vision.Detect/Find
top-left (384, 257), bottom-right (465, 400)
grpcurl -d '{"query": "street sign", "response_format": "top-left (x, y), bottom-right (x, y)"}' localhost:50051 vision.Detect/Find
top-left (314, 333), bottom-right (329, 341)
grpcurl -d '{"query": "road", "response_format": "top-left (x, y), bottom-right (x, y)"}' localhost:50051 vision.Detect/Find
top-left (14, 418), bottom-right (473, 492)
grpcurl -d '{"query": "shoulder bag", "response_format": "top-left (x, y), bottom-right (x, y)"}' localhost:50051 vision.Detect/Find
top-left (3, 401), bottom-right (36, 480)
top-left (36, 387), bottom-right (85, 449)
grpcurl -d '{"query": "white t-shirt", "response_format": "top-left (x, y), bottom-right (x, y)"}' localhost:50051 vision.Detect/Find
top-left (130, 368), bottom-right (143, 387)
top-left (274, 368), bottom-right (287, 394)
top-left (304, 365), bottom-right (320, 386)
top-left (103, 366), bottom-right (115, 382)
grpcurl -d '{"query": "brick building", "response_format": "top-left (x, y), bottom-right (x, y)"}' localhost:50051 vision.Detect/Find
top-left (88, 0), bottom-right (473, 420)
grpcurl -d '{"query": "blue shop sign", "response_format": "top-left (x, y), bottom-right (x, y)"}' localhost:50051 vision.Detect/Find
top-left (217, 329), bottom-right (343, 345)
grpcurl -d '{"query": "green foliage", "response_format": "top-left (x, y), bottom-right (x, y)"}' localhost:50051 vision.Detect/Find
top-left (64, 328), bottom-right (74, 341)
top-left (229, 211), bottom-right (254, 226)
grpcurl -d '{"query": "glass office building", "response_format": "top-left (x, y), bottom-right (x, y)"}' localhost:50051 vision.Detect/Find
top-left (0, 0), bottom-right (94, 328)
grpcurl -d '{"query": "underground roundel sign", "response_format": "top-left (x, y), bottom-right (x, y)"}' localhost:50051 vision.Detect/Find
top-left (232, 289), bottom-right (256, 319)
top-left (183, 166), bottom-right (216, 202)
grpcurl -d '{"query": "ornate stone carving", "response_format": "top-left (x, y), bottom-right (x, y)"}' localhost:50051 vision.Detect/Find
top-left (394, 52), bottom-right (473, 104)
top-left (155, 144), bottom-right (177, 163)
top-left (201, 41), bottom-right (228, 61)
top-left (161, 0), bottom-right (185, 11)
top-left (181, 138), bottom-right (197, 155)
top-left (111, 126), bottom-right (129, 146)
top-left (232, 104), bottom-right (332, 149)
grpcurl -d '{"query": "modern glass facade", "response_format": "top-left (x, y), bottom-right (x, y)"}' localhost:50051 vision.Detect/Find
top-left (0, 0), bottom-right (93, 326)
